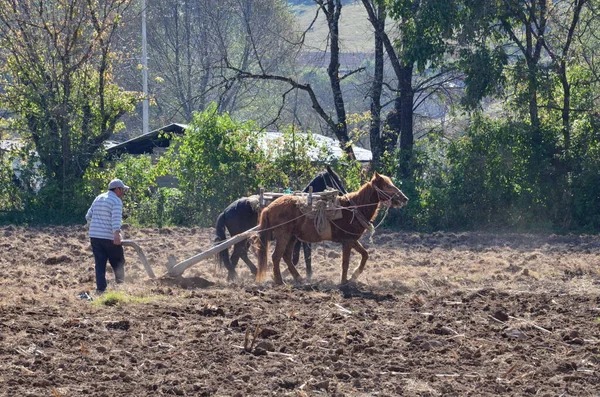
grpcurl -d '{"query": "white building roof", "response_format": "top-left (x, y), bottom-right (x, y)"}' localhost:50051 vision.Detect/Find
top-left (263, 131), bottom-right (372, 162)
top-left (0, 140), bottom-right (24, 152)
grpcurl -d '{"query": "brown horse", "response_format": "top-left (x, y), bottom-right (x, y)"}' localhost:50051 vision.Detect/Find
top-left (255, 172), bottom-right (408, 285)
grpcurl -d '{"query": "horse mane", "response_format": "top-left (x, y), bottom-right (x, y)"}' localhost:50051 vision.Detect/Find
top-left (339, 179), bottom-right (380, 222)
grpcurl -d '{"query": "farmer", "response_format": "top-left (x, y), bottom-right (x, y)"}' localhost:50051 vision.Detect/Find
top-left (86, 178), bottom-right (129, 294)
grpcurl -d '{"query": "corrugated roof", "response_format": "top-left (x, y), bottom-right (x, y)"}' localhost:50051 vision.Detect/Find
top-left (262, 131), bottom-right (372, 162)
top-left (105, 123), bottom-right (188, 156)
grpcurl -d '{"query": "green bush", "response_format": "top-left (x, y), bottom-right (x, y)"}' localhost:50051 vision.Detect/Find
top-left (402, 117), bottom-right (559, 232)
top-left (446, 118), bottom-right (554, 230)
top-left (157, 104), bottom-right (274, 226)
top-left (569, 115), bottom-right (600, 231)
top-left (155, 104), bottom-right (352, 226)
top-left (132, 187), bottom-right (187, 228)
top-left (82, 154), bottom-right (166, 227)
top-left (388, 130), bottom-right (452, 231)
top-left (0, 155), bottom-right (21, 212)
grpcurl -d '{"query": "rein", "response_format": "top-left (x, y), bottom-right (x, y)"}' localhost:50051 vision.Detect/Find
top-left (374, 184), bottom-right (401, 204)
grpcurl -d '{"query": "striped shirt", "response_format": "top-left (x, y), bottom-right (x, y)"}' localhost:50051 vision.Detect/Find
top-left (86, 191), bottom-right (123, 240)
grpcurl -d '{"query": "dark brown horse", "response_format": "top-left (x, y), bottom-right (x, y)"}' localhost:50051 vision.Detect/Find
top-left (255, 172), bottom-right (408, 285)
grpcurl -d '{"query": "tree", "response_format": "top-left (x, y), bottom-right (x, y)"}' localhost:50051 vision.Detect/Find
top-left (143, 0), bottom-right (299, 128)
top-left (314, 0), bottom-right (356, 160)
top-left (465, 0), bottom-right (593, 165)
top-left (361, 0), bottom-right (386, 170)
top-left (363, 0), bottom-right (463, 177)
top-left (497, 0), bottom-right (548, 148)
top-left (540, 0), bottom-right (588, 156)
top-left (0, 0), bottom-right (140, 202)
top-left (224, 0), bottom-right (359, 160)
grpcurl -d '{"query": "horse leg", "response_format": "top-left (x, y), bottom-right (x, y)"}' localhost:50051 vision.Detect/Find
top-left (340, 243), bottom-right (353, 284)
top-left (303, 243), bottom-right (312, 280)
top-left (350, 241), bottom-right (369, 282)
top-left (271, 235), bottom-right (291, 285)
top-left (292, 240), bottom-right (301, 266)
top-left (282, 238), bottom-right (303, 283)
top-left (240, 251), bottom-right (257, 276)
top-left (226, 243), bottom-right (243, 281)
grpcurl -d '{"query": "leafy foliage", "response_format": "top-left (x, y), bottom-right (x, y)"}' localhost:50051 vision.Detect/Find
top-left (0, 155), bottom-right (21, 212)
top-left (157, 105), bottom-right (279, 225)
top-left (388, 0), bottom-right (460, 71)
top-left (458, 47), bottom-right (508, 110)
top-left (0, 0), bottom-right (141, 216)
top-left (569, 116), bottom-right (600, 231)
top-left (399, 117), bottom-right (564, 232)
top-left (81, 154), bottom-right (168, 227)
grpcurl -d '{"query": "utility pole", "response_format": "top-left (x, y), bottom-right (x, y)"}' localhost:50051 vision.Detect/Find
top-left (142, 0), bottom-right (149, 135)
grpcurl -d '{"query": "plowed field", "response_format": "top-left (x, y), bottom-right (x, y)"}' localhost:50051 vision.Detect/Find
top-left (1, 225), bottom-right (600, 396)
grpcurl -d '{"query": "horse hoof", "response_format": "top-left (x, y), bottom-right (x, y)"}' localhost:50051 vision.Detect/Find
top-left (227, 273), bottom-right (238, 282)
top-left (349, 272), bottom-right (362, 282)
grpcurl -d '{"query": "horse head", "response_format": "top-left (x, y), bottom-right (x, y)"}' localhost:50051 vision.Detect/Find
top-left (371, 172), bottom-right (409, 208)
top-left (304, 166), bottom-right (348, 195)
top-left (325, 165), bottom-right (348, 195)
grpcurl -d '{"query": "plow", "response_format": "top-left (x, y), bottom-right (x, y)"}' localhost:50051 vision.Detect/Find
top-left (121, 187), bottom-right (340, 280)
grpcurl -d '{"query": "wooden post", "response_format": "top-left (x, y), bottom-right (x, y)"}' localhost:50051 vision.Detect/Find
top-left (259, 188), bottom-right (265, 208)
top-left (308, 186), bottom-right (313, 208)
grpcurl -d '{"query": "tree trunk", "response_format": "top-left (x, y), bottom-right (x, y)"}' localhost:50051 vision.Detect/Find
top-left (559, 63), bottom-right (571, 154)
top-left (397, 64), bottom-right (414, 180)
top-left (324, 0), bottom-right (355, 160)
top-left (365, 1), bottom-right (385, 170)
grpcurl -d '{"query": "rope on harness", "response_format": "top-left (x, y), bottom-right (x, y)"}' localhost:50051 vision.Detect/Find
top-left (312, 200), bottom-right (330, 236)
top-left (297, 190), bottom-right (340, 237)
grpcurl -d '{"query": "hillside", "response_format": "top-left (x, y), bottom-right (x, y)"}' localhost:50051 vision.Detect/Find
top-left (289, 1), bottom-right (375, 54)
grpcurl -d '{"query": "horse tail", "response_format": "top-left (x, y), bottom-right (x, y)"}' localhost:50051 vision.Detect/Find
top-left (255, 209), bottom-right (272, 282)
top-left (214, 211), bottom-right (232, 270)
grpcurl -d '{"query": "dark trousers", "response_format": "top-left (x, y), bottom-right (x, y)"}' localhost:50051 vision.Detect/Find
top-left (90, 238), bottom-right (125, 292)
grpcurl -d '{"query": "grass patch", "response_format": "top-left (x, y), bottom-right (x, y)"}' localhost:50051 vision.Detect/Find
top-left (92, 290), bottom-right (158, 307)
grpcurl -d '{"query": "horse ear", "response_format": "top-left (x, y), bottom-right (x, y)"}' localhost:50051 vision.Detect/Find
top-left (372, 171), bottom-right (380, 180)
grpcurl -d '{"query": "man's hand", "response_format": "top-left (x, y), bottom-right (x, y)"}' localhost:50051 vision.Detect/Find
top-left (114, 231), bottom-right (122, 245)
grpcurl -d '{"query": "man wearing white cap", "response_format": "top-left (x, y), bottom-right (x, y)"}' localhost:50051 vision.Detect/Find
top-left (85, 178), bottom-right (129, 293)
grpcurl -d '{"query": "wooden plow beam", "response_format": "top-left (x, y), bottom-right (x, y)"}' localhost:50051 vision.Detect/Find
top-left (165, 226), bottom-right (259, 277)
top-left (121, 227), bottom-right (260, 279)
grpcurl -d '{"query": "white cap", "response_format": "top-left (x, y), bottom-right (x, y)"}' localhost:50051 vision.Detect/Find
top-left (108, 179), bottom-right (130, 191)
